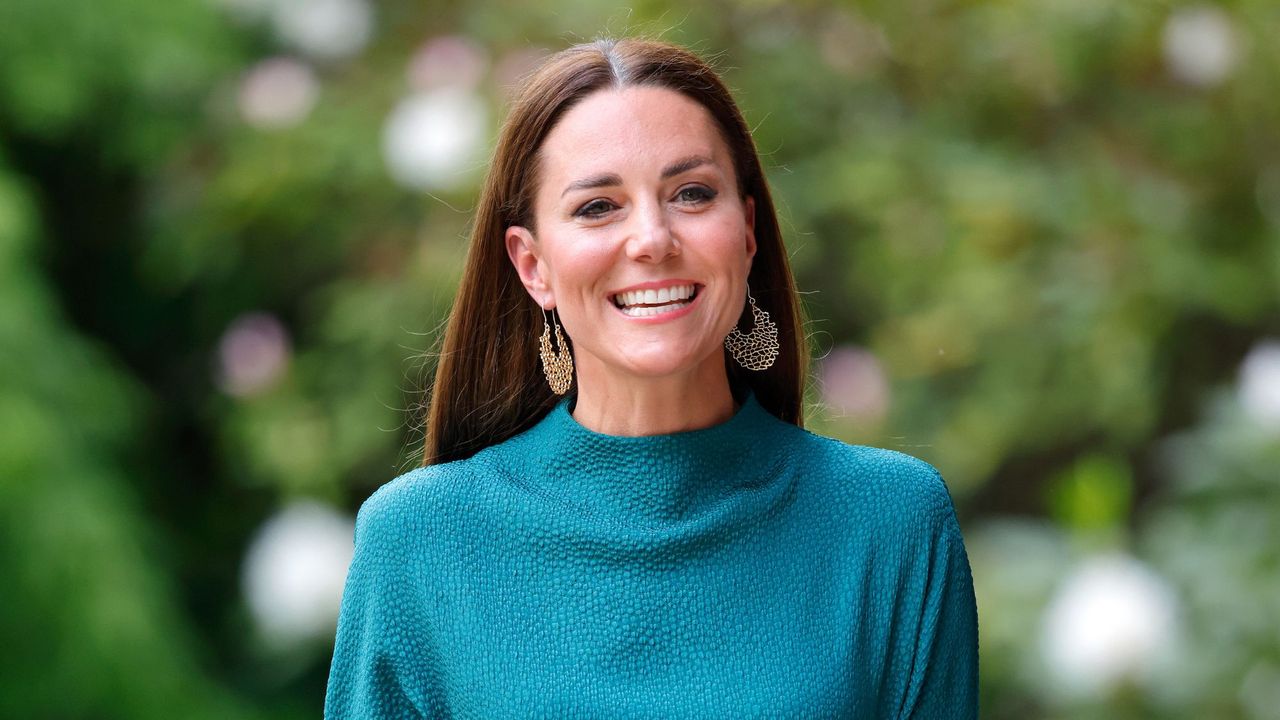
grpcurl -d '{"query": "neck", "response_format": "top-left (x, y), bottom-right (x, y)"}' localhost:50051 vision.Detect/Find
top-left (482, 385), bottom-right (782, 527)
top-left (570, 353), bottom-right (737, 437)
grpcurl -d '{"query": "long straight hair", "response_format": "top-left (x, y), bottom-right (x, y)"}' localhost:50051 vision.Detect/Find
top-left (421, 38), bottom-right (808, 466)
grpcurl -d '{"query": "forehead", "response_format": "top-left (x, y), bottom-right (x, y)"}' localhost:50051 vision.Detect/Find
top-left (537, 86), bottom-right (730, 183)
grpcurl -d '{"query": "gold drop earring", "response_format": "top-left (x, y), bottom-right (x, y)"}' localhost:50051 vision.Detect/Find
top-left (539, 306), bottom-right (574, 395)
top-left (724, 286), bottom-right (779, 371)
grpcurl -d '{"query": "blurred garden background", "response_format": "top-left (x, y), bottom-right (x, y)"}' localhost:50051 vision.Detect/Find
top-left (2, 0), bottom-right (1278, 717)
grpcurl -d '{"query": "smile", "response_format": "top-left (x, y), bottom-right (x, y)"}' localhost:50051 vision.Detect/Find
top-left (610, 283), bottom-right (701, 318)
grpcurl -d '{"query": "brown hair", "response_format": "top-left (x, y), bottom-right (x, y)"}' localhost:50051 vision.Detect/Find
top-left (420, 37), bottom-right (808, 466)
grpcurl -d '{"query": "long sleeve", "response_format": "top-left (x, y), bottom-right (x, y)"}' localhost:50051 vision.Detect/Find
top-left (324, 496), bottom-right (425, 720)
top-left (896, 500), bottom-right (980, 720)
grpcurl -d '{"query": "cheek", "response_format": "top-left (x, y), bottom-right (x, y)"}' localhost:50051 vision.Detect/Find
top-left (544, 241), bottom-right (614, 296)
top-left (678, 211), bottom-right (750, 258)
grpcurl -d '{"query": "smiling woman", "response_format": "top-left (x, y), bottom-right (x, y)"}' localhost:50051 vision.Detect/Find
top-left (325, 38), bottom-right (979, 719)
top-left (421, 38), bottom-right (808, 460)
top-left (505, 85), bottom-right (759, 434)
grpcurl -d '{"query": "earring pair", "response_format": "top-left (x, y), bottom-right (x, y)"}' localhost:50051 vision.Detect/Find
top-left (536, 288), bottom-right (779, 394)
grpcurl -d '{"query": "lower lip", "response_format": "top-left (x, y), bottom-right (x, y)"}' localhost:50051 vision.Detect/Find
top-left (610, 289), bottom-right (700, 323)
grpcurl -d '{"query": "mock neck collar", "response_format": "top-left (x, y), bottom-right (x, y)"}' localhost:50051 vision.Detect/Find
top-left (487, 391), bottom-right (785, 527)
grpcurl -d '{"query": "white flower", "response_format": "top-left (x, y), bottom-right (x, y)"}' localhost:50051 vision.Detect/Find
top-left (1238, 339), bottom-right (1280, 432)
top-left (817, 345), bottom-right (890, 423)
top-left (216, 312), bottom-right (291, 397)
top-left (1162, 5), bottom-right (1239, 88)
top-left (242, 500), bottom-right (355, 646)
top-left (382, 88), bottom-right (487, 191)
top-left (237, 57), bottom-right (319, 130)
top-left (271, 0), bottom-right (373, 61)
top-left (1041, 553), bottom-right (1179, 697)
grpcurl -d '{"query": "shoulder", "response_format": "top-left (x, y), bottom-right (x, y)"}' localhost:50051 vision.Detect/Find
top-left (789, 428), bottom-right (958, 526)
top-left (352, 458), bottom-right (481, 549)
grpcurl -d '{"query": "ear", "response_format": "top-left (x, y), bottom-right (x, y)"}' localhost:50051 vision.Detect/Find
top-left (505, 225), bottom-right (554, 308)
top-left (743, 195), bottom-right (758, 266)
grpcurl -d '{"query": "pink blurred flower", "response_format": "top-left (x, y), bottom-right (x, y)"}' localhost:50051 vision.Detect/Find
top-left (817, 345), bottom-right (890, 423)
top-left (494, 47), bottom-right (550, 99)
top-left (216, 312), bottom-right (291, 397)
top-left (408, 35), bottom-right (489, 92)
top-left (237, 56), bottom-right (318, 130)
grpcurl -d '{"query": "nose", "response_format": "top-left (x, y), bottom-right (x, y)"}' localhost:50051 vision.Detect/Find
top-left (624, 199), bottom-right (680, 262)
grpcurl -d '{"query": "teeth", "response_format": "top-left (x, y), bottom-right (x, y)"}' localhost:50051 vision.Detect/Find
top-left (619, 300), bottom-right (692, 317)
top-left (613, 284), bottom-right (695, 308)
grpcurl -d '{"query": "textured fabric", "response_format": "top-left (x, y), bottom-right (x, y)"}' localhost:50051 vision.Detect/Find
top-left (325, 391), bottom-right (979, 719)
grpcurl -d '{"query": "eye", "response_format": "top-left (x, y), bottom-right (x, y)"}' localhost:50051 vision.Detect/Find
top-left (574, 199), bottom-right (616, 218)
top-left (675, 185), bottom-right (716, 204)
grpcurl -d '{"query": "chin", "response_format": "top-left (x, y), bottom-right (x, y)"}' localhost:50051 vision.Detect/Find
top-left (613, 346), bottom-right (720, 379)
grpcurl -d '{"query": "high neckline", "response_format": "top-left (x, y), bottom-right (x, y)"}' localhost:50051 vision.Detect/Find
top-left (484, 391), bottom-right (786, 527)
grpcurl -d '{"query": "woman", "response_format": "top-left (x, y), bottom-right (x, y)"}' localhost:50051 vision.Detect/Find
top-left (326, 38), bottom-right (978, 719)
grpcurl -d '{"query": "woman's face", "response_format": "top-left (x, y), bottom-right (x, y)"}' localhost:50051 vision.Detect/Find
top-left (506, 85), bottom-right (757, 386)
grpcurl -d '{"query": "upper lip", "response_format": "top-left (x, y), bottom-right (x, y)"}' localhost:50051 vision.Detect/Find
top-left (608, 279), bottom-right (701, 297)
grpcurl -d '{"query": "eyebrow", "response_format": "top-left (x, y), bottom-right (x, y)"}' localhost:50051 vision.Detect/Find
top-left (559, 155), bottom-right (715, 198)
top-left (561, 172), bottom-right (622, 198)
top-left (661, 155), bottom-right (713, 180)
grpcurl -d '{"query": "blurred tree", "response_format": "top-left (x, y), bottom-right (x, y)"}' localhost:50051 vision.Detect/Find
top-left (1, 0), bottom-right (1277, 717)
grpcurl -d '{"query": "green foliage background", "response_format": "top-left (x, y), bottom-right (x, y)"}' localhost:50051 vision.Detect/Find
top-left (1, 0), bottom-right (1276, 717)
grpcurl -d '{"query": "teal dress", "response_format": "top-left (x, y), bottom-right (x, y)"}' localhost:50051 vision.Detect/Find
top-left (325, 392), bottom-right (979, 718)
